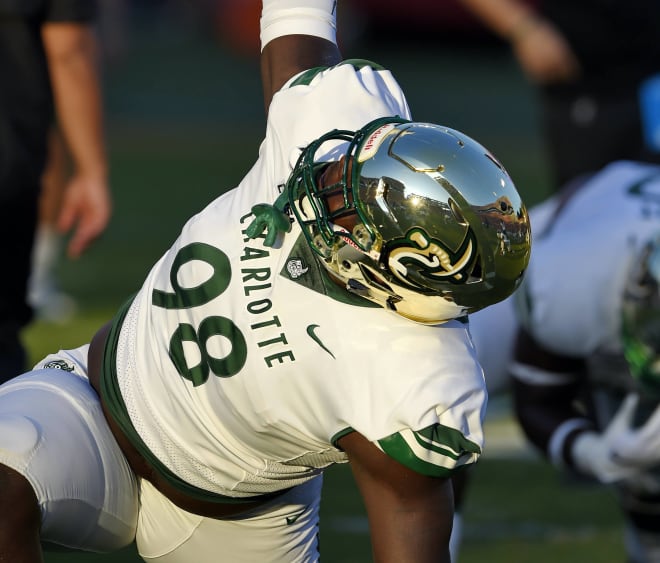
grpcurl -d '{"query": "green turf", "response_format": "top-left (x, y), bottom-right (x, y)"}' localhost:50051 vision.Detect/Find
top-left (19, 16), bottom-right (615, 563)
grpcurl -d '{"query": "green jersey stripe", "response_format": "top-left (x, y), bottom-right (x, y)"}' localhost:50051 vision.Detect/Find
top-left (378, 424), bottom-right (481, 477)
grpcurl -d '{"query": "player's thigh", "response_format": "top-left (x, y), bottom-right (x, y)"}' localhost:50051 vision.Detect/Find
top-left (137, 475), bottom-right (323, 563)
top-left (0, 366), bottom-right (138, 552)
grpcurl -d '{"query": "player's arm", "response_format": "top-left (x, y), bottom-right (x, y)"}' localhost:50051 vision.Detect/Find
top-left (338, 431), bottom-right (453, 563)
top-left (511, 328), bottom-right (643, 487)
top-left (458, 0), bottom-right (580, 83)
top-left (511, 328), bottom-right (591, 462)
top-left (458, 0), bottom-right (538, 40)
top-left (42, 21), bottom-right (111, 258)
top-left (513, 331), bottom-right (657, 485)
top-left (259, 0), bottom-right (341, 114)
top-left (511, 327), bottom-right (595, 469)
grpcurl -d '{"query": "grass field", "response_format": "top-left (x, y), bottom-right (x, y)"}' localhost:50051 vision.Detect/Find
top-left (18, 15), bottom-right (625, 563)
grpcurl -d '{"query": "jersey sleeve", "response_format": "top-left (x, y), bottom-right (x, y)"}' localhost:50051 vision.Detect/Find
top-left (329, 318), bottom-right (487, 477)
top-left (377, 423), bottom-right (482, 477)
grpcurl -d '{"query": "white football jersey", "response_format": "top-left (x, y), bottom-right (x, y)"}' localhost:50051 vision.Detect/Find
top-left (518, 161), bottom-right (660, 357)
top-left (102, 61), bottom-right (487, 500)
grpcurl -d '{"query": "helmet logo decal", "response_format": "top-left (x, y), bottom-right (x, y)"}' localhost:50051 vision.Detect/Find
top-left (358, 123), bottom-right (397, 162)
top-left (286, 258), bottom-right (310, 279)
top-left (387, 228), bottom-right (476, 286)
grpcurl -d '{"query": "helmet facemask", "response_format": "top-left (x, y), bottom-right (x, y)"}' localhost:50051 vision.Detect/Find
top-left (622, 234), bottom-right (660, 396)
top-left (287, 117), bottom-right (402, 261)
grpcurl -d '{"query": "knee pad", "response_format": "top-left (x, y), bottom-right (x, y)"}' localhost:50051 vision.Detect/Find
top-left (0, 370), bottom-right (138, 552)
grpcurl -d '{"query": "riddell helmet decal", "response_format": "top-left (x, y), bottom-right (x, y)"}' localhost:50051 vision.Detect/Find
top-left (386, 228), bottom-right (476, 288)
top-left (357, 123), bottom-right (397, 162)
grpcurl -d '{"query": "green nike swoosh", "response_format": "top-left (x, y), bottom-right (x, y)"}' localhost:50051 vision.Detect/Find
top-left (306, 324), bottom-right (335, 358)
top-left (286, 510), bottom-right (305, 525)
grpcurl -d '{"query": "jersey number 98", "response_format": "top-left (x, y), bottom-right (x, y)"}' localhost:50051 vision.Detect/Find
top-left (152, 242), bottom-right (248, 386)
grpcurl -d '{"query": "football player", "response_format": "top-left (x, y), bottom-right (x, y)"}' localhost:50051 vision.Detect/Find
top-left (510, 160), bottom-right (660, 562)
top-left (0, 1), bottom-right (531, 561)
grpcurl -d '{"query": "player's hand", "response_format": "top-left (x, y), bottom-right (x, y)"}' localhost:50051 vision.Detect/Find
top-left (609, 396), bottom-right (660, 471)
top-left (57, 172), bottom-right (112, 258)
top-left (571, 394), bottom-right (645, 484)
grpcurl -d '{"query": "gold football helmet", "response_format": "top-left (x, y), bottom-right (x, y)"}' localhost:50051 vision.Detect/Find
top-left (287, 117), bottom-right (532, 324)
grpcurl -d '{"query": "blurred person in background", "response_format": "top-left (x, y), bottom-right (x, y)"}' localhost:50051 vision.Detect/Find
top-left (28, 127), bottom-right (79, 323)
top-left (0, 0), bottom-right (112, 381)
top-left (459, 0), bottom-right (660, 191)
top-left (508, 160), bottom-right (660, 563)
top-left (28, 0), bottom-right (131, 324)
